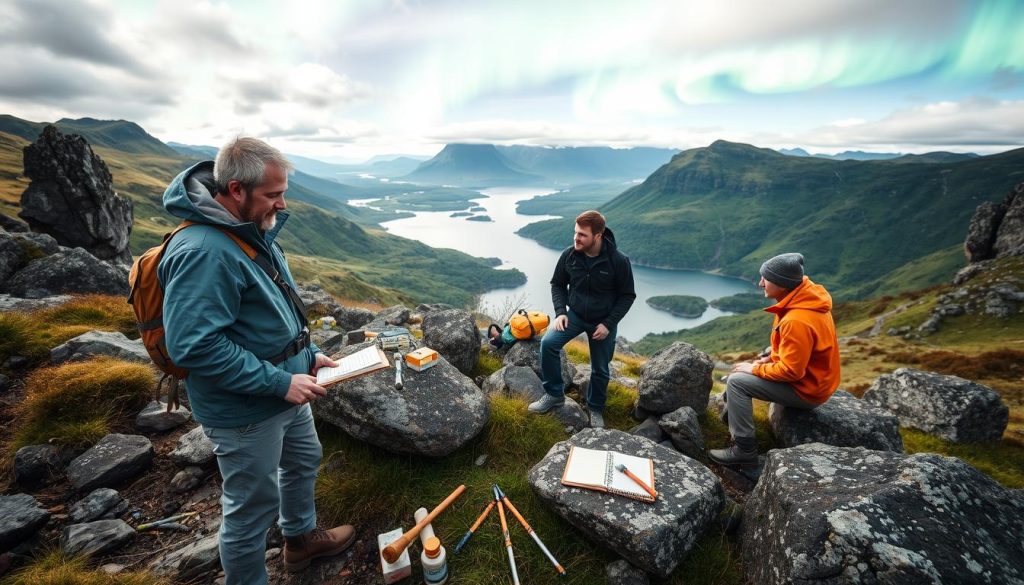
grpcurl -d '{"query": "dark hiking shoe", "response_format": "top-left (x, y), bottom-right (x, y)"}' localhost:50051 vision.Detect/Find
top-left (708, 444), bottom-right (758, 468)
top-left (719, 392), bottom-right (729, 425)
top-left (283, 525), bottom-right (355, 572)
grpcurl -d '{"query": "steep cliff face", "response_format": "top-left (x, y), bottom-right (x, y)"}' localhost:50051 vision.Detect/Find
top-left (19, 125), bottom-right (133, 268)
top-left (965, 182), bottom-right (1024, 262)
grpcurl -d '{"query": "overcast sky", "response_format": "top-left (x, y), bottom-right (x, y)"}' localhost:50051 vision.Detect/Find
top-left (1, 0), bottom-right (1022, 162)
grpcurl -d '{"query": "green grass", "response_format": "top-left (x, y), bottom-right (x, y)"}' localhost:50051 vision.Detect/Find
top-left (901, 429), bottom-right (1024, 488)
top-left (315, 378), bottom-right (741, 584)
top-left (9, 357), bottom-right (155, 453)
top-left (1, 550), bottom-right (169, 585)
top-left (634, 311), bottom-right (772, 356)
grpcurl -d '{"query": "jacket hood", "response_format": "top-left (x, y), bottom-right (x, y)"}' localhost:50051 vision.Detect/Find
top-left (162, 160), bottom-right (289, 249)
top-left (601, 227), bottom-right (618, 254)
top-left (766, 276), bottom-right (832, 314)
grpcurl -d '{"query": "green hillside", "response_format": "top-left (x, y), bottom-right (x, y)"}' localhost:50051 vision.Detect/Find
top-left (0, 115), bottom-right (178, 157)
top-left (404, 143), bottom-right (547, 186)
top-left (519, 140), bottom-right (1024, 299)
top-left (0, 116), bottom-right (523, 306)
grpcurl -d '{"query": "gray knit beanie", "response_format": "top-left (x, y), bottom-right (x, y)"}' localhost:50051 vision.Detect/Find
top-left (760, 253), bottom-right (805, 289)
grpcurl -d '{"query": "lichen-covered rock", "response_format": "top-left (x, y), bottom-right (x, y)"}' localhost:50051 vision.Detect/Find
top-left (501, 339), bottom-right (575, 389)
top-left (421, 308), bottom-right (480, 375)
top-left (528, 429), bottom-right (724, 577)
top-left (0, 293), bottom-right (73, 312)
top-left (769, 390), bottom-right (904, 452)
top-left (551, 397), bottom-right (589, 432)
top-left (314, 342), bottom-right (488, 456)
top-left (50, 330), bottom-right (150, 365)
top-left (66, 434), bottom-right (154, 492)
top-left (375, 305), bottom-right (411, 326)
top-left (149, 532), bottom-right (221, 580)
top-left (19, 125), bottom-right (133, 266)
top-left (296, 283), bottom-right (341, 314)
top-left (628, 417), bottom-right (665, 443)
top-left (482, 365), bottom-right (545, 402)
top-left (0, 494), bottom-right (50, 551)
top-left (863, 368), bottom-right (1008, 442)
top-left (170, 427), bottom-right (215, 466)
top-left (606, 558), bottom-right (650, 585)
top-left (61, 519), bottom-right (135, 557)
top-left (135, 400), bottom-right (192, 432)
top-left (333, 305), bottom-right (374, 332)
top-left (636, 342), bottom-right (713, 414)
top-left (742, 443), bottom-right (1024, 584)
top-left (657, 407), bottom-right (705, 460)
top-left (1, 247), bottom-right (128, 298)
top-left (69, 488), bottom-right (127, 523)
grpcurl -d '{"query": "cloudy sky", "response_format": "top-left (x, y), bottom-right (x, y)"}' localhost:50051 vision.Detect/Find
top-left (1, 0), bottom-right (1023, 161)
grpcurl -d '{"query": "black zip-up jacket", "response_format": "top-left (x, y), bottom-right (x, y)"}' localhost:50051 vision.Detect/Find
top-left (550, 227), bottom-right (636, 330)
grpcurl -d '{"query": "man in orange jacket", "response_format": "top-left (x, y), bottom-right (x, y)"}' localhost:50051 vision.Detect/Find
top-left (709, 253), bottom-right (841, 467)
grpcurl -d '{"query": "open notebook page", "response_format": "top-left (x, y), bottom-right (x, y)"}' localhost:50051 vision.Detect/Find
top-left (562, 447), bottom-right (609, 487)
top-left (609, 452), bottom-right (655, 498)
top-left (316, 345), bottom-right (386, 385)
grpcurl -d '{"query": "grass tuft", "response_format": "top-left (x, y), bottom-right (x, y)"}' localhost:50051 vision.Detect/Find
top-left (10, 357), bottom-right (155, 452)
top-left (4, 550), bottom-right (170, 585)
top-left (901, 429), bottom-right (1024, 488)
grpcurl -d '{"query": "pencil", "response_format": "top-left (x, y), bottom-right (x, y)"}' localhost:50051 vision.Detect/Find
top-left (615, 463), bottom-right (658, 500)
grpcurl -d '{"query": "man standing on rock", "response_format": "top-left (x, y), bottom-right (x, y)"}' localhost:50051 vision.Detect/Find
top-left (159, 137), bottom-right (354, 584)
top-left (528, 210), bottom-right (636, 428)
top-left (709, 253), bottom-right (840, 467)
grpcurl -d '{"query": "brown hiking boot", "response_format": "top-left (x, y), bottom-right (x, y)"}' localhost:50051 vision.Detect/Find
top-left (283, 525), bottom-right (355, 572)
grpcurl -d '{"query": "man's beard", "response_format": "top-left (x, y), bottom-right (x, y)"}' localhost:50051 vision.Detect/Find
top-left (240, 193), bottom-right (276, 231)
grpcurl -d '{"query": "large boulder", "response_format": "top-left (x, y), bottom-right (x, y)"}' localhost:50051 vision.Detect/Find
top-left (19, 125), bottom-right (133, 266)
top-left (421, 308), bottom-right (480, 375)
top-left (636, 342), bottom-right (713, 414)
top-left (66, 434), bottom-right (154, 492)
top-left (528, 429), bottom-right (724, 577)
top-left (50, 330), bottom-right (150, 365)
top-left (333, 305), bottom-right (374, 332)
top-left (769, 390), bottom-right (904, 452)
top-left (374, 305), bottom-right (411, 326)
top-left (314, 342), bottom-right (489, 457)
top-left (742, 443), bottom-right (1024, 584)
top-left (964, 200), bottom-right (1004, 262)
top-left (993, 182), bottom-right (1024, 257)
top-left (482, 365), bottom-right (545, 402)
top-left (296, 283), bottom-right (341, 314)
top-left (501, 339), bottom-right (575, 389)
top-left (657, 406), bottom-right (705, 460)
top-left (863, 368), bottom-right (1008, 442)
top-left (1, 247), bottom-right (128, 298)
top-left (0, 494), bottom-right (51, 552)
top-left (61, 519), bottom-right (135, 557)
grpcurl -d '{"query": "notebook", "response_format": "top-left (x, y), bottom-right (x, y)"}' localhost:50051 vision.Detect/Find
top-left (316, 345), bottom-right (390, 387)
top-left (560, 446), bottom-right (656, 503)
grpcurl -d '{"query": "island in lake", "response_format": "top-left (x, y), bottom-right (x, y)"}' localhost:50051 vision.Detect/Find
top-left (646, 294), bottom-right (708, 318)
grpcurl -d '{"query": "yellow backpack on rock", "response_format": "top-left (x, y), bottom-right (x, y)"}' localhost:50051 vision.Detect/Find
top-left (508, 309), bottom-right (550, 340)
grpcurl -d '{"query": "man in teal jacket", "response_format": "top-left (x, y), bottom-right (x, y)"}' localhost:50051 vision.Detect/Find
top-left (159, 137), bottom-right (354, 584)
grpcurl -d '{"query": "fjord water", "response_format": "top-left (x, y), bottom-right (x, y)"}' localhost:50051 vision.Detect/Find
top-left (380, 187), bottom-right (759, 341)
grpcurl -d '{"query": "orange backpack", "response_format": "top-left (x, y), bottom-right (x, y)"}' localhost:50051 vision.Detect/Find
top-left (508, 309), bottom-right (550, 340)
top-left (129, 220), bottom-right (316, 412)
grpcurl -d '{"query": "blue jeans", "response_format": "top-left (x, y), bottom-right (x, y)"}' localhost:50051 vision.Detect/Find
top-left (540, 310), bottom-right (617, 411)
top-left (201, 403), bottom-right (322, 585)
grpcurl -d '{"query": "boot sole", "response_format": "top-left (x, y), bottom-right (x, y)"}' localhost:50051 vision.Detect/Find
top-left (528, 402), bottom-right (564, 414)
top-left (284, 537), bottom-right (356, 572)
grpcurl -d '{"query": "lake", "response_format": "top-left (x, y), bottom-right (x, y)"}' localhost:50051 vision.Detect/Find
top-left (379, 187), bottom-right (759, 341)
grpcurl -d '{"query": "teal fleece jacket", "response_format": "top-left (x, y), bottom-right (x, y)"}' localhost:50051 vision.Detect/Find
top-left (158, 161), bottom-right (319, 428)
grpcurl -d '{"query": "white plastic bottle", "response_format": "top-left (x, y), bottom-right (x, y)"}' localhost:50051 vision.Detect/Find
top-left (414, 507), bottom-right (449, 585)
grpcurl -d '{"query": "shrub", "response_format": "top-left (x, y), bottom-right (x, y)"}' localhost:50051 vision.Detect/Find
top-left (11, 357), bottom-right (155, 451)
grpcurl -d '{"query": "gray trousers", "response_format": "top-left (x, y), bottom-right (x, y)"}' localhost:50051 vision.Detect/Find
top-left (726, 372), bottom-right (817, 440)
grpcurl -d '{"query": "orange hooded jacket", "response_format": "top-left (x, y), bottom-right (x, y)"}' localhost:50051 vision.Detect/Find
top-left (751, 276), bottom-right (840, 404)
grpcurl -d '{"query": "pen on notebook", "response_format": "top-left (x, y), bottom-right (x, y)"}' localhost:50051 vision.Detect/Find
top-left (615, 463), bottom-right (658, 500)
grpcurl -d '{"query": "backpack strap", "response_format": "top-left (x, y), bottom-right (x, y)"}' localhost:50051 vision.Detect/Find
top-left (518, 308), bottom-right (536, 338)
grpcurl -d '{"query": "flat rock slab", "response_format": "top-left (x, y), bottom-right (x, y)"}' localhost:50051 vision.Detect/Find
top-left (170, 426), bottom-right (215, 466)
top-left (769, 390), bottom-right (904, 452)
top-left (637, 342), bottom-right (713, 415)
top-left (742, 443), bottom-right (1024, 584)
top-left (863, 368), bottom-right (1009, 442)
top-left (315, 342), bottom-right (488, 457)
top-left (50, 330), bottom-right (150, 365)
top-left (69, 488), bottom-right (128, 523)
top-left (0, 494), bottom-right (50, 552)
top-left (150, 531), bottom-right (221, 581)
top-left (528, 429), bottom-right (724, 577)
top-left (67, 433), bottom-right (154, 492)
top-left (61, 519), bottom-right (135, 557)
top-left (135, 400), bottom-right (192, 432)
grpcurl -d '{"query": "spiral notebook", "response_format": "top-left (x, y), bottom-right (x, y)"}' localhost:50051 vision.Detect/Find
top-left (560, 446), bottom-right (656, 503)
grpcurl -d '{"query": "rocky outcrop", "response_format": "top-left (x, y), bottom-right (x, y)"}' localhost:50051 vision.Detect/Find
top-left (964, 201), bottom-right (1005, 262)
top-left (1, 247), bottom-right (128, 298)
top-left (66, 433), bottom-right (154, 492)
top-left (769, 390), bottom-right (904, 452)
top-left (19, 125), bottom-right (133, 267)
top-left (314, 343), bottom-right (488, 457)
top-left (636, 342), bottom-right (713, 414)
top-left (993, 182), bottom-right (1024, 257)
top-left (528, 429), bottom-right (724, 577)
top-left (50, 330), bottom-right (149, 365)
top-left (864, 368), bottom-right (1008, 442)
top-left (742, 443), bottom-right (1024, 584)
top-left (421, 308), bottom-right (480, 375)
top-left (0, 494), bottom-right (51, 551)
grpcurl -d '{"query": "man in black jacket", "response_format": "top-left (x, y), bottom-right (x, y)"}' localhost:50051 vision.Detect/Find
top-left (528, 210), bottom-right (636, 428)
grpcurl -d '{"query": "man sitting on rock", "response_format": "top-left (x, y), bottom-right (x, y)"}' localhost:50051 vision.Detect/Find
top-left (159, 137), bottom-right (355, 584)
top-left (709, 253), bottom-right (841, 467)
top-left (528, 210), bottom-right (636, 428)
